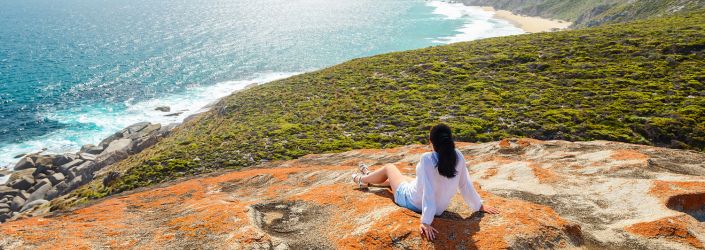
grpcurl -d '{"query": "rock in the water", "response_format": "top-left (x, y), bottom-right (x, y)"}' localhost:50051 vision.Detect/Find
top-left (48, 173), bottom-right (65, 185)
top-left (9, 176), bottom-right (35, 191)
top-left (79, 153), bottom-right (97, 161)
top-left (155, 106), bottom-right (171, 112)
top-left (165, 112), bottom-right (183, 117)
top-left (13, 157), bottom-right (35, 170)
top-left (20, 199), bottom-right (48, 212)
top-left (10, 196), bottom-right (25, 211)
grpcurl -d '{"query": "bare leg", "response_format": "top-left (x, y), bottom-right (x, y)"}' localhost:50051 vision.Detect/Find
top-left (360, 164), bottom-right (408, 193)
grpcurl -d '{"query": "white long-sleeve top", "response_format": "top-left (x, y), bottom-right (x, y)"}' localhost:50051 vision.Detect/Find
top-left (403, 149), bottom-right (483, 225)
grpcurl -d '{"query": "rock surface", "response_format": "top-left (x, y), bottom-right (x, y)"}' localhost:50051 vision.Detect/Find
top-left (0, 139), bottom-right (704, 249)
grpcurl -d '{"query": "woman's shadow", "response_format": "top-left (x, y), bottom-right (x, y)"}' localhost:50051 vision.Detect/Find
top-left (361, 187), bottom-right (484, 248)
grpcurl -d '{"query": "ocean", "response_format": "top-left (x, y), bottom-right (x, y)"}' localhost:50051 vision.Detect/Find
top-left (0, 0), bottom-right (523, 178)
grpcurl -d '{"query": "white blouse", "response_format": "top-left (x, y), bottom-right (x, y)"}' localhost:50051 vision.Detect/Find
top-left (402, 149), bottom-right (483, 225)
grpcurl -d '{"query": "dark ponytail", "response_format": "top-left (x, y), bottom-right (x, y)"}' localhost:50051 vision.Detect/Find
top-left (430, 124), bottom-right (457, 178)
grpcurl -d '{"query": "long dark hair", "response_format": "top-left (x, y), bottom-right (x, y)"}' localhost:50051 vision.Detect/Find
top-left (430, 124), bottom-right (457, 178)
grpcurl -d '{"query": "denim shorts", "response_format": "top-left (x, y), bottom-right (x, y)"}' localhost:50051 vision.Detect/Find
top-left (394, 182), bottom-right (421, 213)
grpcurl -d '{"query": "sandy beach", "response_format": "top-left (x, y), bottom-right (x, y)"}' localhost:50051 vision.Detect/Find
top-left (481, 7), bottom-right (572, 33)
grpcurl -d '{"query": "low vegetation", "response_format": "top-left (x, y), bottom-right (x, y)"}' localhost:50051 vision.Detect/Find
top-left (76, 11), bottom-right (705, 199)
top-left (459, 0), bottom-right (705, 27)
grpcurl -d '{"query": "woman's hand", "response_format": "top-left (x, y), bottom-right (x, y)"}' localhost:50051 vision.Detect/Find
top-left (420, 223), bottom-right (439, 241)
top-left (480, 204), bottom-right (500, 214)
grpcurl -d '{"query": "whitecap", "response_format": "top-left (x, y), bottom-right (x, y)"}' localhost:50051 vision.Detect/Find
top-left (427, 1), bottom-right (525, 44)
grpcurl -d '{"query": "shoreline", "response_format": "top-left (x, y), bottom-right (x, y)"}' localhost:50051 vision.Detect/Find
top-left (480, 6), bottom-right (572, 33)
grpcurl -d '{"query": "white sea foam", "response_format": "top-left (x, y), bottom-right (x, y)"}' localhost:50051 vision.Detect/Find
top-left (427, 1), bottom-right (525, 43)
top-left (0, 72), bottom-right (299, 180)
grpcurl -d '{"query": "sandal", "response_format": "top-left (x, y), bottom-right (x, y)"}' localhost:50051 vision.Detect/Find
top-left (352, 173), bottom-right (369, 189)
top-left (358, 162), bottom-right (371, 175)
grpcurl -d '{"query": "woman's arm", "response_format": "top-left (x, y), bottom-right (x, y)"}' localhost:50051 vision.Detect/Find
top-left (418, 156), bottom-right (438, 240)
top-left (457, 154), bottom-right (484, 212)
top-left (457, 154), bottom-right (500, 214)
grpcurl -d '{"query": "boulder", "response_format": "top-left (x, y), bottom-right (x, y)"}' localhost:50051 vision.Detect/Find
top-left (17, 190), bottom-right (29, 200)
top-left (122, 122), bottom-right (150, 137)
top-left (20, 199), bottom-right (48, 212)
top-left (0, 186), bottom-right (19, 197)
top-left (126, 123), bottom-right (161, 140)
top-left (68, 161), bottom-right (94, 180)
top-left (98, 132), bottom-right (124, 148)
top-left (26, 179), bottom-right (52, 203)
top-left (0, 203), bottom-right (8, 210)
top-left (131, 135), bottom-right (158, 153)
top-left (48, 173), bottom-right (65, 185)
top-left (101, 139), bottom-right (133, 155)
top-left (10, 196), bottom-right (25, 211)
top-left (79, 153), bottom-right (97, 161)
top-left (155, 106), bottom-right (171, 112)
top-left (66, 175), bottom-right (84, 190)
top-left (52, 154), bottom-right (75, 166)
top-left (45, 181), bottom-right (68, 201)
top-left (33, 155), bottom-right (55, 168)
top-left (7, 168), bottom-right (34, 183)
top-left (34, 173), bottom-right (47, 180)
top-left (103, 171), bottom-right (121, 186)
top-left (59, 159), bottom-right (84, 175)
top-left (9, 176), bottom-right (35, 191)
top-left (13, 157), bottom-right (35, 170)
top-left (81, 145), bottom-right (104, 155)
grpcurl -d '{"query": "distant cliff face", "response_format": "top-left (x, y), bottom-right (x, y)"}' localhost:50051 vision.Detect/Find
top-left (2, 139), bottom-right (704, 249)
top-left (458, 0), bottom-right (705, 27)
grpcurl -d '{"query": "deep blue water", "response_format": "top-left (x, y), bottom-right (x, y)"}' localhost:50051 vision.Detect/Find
top-left (0, 0), bottom-right (523, 170)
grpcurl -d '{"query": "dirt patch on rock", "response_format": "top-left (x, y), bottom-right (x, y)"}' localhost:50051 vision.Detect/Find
top-left (250, 201), bottom-right (332, 249)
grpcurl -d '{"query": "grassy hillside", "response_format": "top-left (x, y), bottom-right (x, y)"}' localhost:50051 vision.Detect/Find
top-left (459, 0), bottom-right (705, 27)
top-left (77, 11), bottom-right (705, 199)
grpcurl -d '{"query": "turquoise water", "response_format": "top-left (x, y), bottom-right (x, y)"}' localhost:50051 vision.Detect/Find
top-left (0, 0), bottom-right (523, 170)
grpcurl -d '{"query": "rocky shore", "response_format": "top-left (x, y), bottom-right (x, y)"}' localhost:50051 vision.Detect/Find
top-left (0, 122), bottom-right (175, 223)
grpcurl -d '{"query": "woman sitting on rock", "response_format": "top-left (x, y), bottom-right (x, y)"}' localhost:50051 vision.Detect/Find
top-left (353, 124), bottom-right (500, 241)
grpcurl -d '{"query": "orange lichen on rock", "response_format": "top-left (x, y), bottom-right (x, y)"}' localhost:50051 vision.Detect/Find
top-left (498, 139), bottom-right (511, 148)
top-left (481, 168), bottom-right (498, 179)
top-left (529, 163), bottom-right (559, 183)
top-left (0, 144), bottom-right (584, 249)
top-left (649, 181), bottom-right (705, 202)
top-left (625, 215), bottom-right (704, 249)
top-left (611, 150), bottom-right (649, 161)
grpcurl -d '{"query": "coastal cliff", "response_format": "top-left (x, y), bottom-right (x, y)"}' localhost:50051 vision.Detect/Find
top-left (2, 139), bottom-right (704, 249)
top-left (457, 0), bottom-right (705, 27)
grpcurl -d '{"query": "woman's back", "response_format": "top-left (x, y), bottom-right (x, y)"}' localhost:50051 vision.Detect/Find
top-left (405, 149), bottom-right (483, 225)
